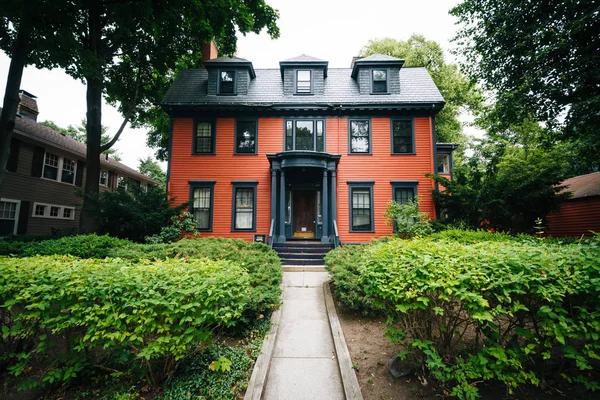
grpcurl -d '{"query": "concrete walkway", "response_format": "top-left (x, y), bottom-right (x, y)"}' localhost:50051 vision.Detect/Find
top-left (263, 271), bottom-right (345, 400)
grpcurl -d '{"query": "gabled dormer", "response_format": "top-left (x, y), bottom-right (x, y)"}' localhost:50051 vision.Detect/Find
top-left (351, 54), bottom-right (404, 95)
top-left (279, 55), bottom-right (328, 96)
top-left (204, 56), bottom-right (256, 96)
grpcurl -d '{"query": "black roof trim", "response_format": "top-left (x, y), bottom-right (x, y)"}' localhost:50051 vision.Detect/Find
top-left (436, 143), bottom-right (459, 152)
top-left (351, 59), bottom-right (405, 79)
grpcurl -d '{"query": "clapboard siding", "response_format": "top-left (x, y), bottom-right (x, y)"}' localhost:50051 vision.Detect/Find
top-left (547, 197), bottom-right (600, 237)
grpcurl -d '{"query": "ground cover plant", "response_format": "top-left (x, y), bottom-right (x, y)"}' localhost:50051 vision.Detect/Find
top-left (326, 232), bottom-right (600, 399)
top-left (0, 235), bottom-right (282, 398)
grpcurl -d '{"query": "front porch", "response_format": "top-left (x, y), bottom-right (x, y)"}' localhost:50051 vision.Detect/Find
top-left (267, 151), bottom-right (340, 244)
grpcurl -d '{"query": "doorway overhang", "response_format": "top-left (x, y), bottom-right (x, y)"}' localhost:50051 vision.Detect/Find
top-left (267, 151), bottom-right (340, 170)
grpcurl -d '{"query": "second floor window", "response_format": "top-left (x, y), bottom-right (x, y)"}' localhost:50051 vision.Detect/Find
top-left (392, 119), bottom-right (414, 154)
top-left (194, 121), bottom-right (214, 154)
top-left (43, 152), bottom-right (77, 184)
top-left (296, 70), bottom-right (312, 93)
top-left (285, 119), bottom-right (324, 152)
top-left (235, 120), bottom-right (257, 153)
top-left (219, 70), bottom-right (235, 94)
top-left (349, 119), bottom-right (370, 153)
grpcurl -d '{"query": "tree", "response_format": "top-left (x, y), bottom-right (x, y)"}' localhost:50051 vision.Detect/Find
top-left (39, 119), bottom-right (121, 161)
top-left (360, 35), bottom-right (482, 145)
top-left (451, 0), bottom-right (600, 172)
top-left (138, 156), bottom-right (166, 187)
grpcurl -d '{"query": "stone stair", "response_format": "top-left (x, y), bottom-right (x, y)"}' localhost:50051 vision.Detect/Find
top-left (273, 241), bottom-right (333, 266)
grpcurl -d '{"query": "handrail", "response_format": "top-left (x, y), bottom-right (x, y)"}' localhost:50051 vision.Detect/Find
top-left (268, 219), bottom-right (275, 248)
top-left (333, 220), bottom-right (341, 248)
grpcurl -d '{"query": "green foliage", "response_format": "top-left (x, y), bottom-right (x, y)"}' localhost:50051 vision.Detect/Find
top-left (138, 156), bottom-right (166, 187)
top-left (451, 0), bottom-right (600, 164)
top-left (383, 198), bottom-right (434, 238)
top-left (93, 185), bottom-right (186, 242)
top-left (0, 233), bottom-right (131, 257)
top-left (145, 212), bottom-right (199, 244)
top-left (361, 34), bottom-right (482, 145)
top-left (430, 138), bottom-right (571, 232)
top-left (329, 235), bottom-right (600, 398)
top-left (0, 256), bottom-right (251, 387)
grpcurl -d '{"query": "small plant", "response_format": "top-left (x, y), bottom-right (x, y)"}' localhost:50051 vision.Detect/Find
top-left (367, 377), bottom-right (374, 384)
top-left (209, 356), bottom-right (232, 373)
top-left (383, 197), bottom-right (433, 238)
top-left (145, 212), bottom-right (199, 244)
top-left (352, 363), bottom-right (360, 371)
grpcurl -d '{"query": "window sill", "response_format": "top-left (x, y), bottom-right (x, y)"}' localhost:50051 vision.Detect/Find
top-left (40, 177), bottom-right (76, 186)
top-left (391, 152), bottom-right (416, 156)
top-left (231, 229), bottom-right (257, 233)
top-left (233, 153), bottom-right (259, 156)
top-left (191, 152), bottom-right (216, 156)
top-left (348, 153), bottom-right (372, 156)
top-left (369, 92), bottom-right (391, 95)
top-left (217, 93), bottom-right (237, 96)
top-left (349, 230), bottom-right (375, 233)
top-left (294, 93), bottom-right (314, 96)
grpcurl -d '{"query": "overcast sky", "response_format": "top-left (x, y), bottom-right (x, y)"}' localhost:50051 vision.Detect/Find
top-left (0, 0), bottom-right (463, 171)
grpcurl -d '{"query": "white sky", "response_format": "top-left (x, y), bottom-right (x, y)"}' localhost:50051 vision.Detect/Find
top-left (0, 0), bottom-right (463, 171)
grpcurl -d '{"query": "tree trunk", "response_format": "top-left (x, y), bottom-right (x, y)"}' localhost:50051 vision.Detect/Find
top-left (79, 0), bottom-right (103, 232)
top-left (0, 24), bottom-right (30, 188)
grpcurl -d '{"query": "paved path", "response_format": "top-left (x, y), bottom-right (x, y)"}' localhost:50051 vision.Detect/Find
top-left (263, 271), bottom-right (345, 400)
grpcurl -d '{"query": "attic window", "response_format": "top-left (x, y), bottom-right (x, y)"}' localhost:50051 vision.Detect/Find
top-left (372, 69), bottom-right (388, 93)
top-left (296, 70), bottom-right (312, 94)
top-left (219, 70), bottom-right (236, 94)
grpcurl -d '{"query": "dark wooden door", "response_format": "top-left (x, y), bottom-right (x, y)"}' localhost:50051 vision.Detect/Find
top-left (293, 190), bottom-right (316, 238)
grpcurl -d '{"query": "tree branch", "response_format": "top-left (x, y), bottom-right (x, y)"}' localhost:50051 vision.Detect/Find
top-left (100, 66), bottom-right (142, 152)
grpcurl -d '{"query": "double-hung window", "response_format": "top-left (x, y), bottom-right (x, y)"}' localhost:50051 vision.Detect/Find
top-left (0, 199), bottom-right (19, 235)
top-left (437, 154), bottom-right (450, 173)
top-left (392, 181), bottom-right (417, 205)
top-left (391, 118), bottom-right (414, 154)
top-left (99, 170), bottom-right (108, 186)
top-left (219, 70), bottom-right (236, 94)
top-left (42, 152), bottom-right (77, 184)
top-left (235, 120), bottom-right (257, 154)
top-left (189, 181), bottom-right (215, 231)
top-left (285, 119), bottom-right (325, 152)
top-left (348, 182), bottom-right (374, 232)
top-left (296, 70), bottom-right (312, 94)
top-left (349, 119), bottom-right (371, 154)
top-left (194, 121), bottom-right (215, 154)
top-left (372, 69), bottom-right (388, 93)
top-left (232, 182), bottom-right (257, 231)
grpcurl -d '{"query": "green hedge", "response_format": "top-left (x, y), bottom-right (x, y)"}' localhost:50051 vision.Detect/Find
top-left (0, 234), bottom-right (131, 257)
top-left (0, 256), bottom-right (251, 388)
top-left (326, 237), bottom-right (600, 398)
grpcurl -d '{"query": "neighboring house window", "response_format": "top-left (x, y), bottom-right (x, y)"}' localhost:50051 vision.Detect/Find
top-left (117, 177), bottom-right (127, 189)
top-left (232, 182), bottom-right (257, 231)
top-left (235, 120), bottom-right (257, 154)
top-left (189, 181), bottom-right (215, 231)
top-left (0, 199), bottom-right (20, 235)
top-left (437, 154), bottom-right (450, 173)
top-left (372, 69), bottom-right (388, 93)
top-left (140, 183), bottom-right (148, 193)
top-left (42, 152), bottom-right (78, 184)
top-left (285, 119), bottom-right (325, 152)
top-left (32, 202), bottom-right (75, 220)
top-left (296, 70), bottom-right (312, 94)
top-left (0, 200), bottom-right (17, 220)
top-left (218, 70), bottom-right (236, 94)
top-left (349, 119), bottom-right (371, 154)
top-left (391, 119), bottom-right (414, 154)
top-left (194, 121), bottom-right (215, 154)
top-left (348, 182), bottom-right (374, 232)
top-left (100, 170), bottom-right (108, 186)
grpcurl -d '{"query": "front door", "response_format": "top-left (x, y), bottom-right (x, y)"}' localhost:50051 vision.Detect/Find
top-left (293, 190), bottom-right (316, 239)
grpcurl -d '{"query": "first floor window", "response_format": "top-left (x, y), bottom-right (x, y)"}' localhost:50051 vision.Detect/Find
top-left (32, 202), bottom-right (75, 220)
top-left (0, 200), bottom-right (17, 220)
top-left (34, 204), bottom-right (46, 216)
top-left (349, 119), bottom-right (370, 153)
top-left (194, 121), bottom-right (214, 153)
top-left (100, 170), bottom-right (108, 186)
top-left (232, 183), bottom-right (256, 231)
top-left (392, 119), bottom-right (414, 154)
top-left (349, 184), bottom-right (373, 231)
top-left (0, 199), bottom-right (19, 235)
top-left (236, 120), bottom-right (257, 153)
top-left (394, 187), bottom-right (415, 204)
top-left (192, 187), bottom-right (212, 230)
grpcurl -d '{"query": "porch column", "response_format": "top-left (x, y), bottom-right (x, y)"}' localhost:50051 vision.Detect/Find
top-left (278, 169), bottom-right (286, 242)
top-left (270, 168), bottom-right (277, 240)
top-left (321, 169), bottom-right (329, 242)
top-left (330, 169), bottom-right (337, 229)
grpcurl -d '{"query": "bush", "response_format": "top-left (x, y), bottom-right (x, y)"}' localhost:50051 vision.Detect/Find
top-left (330, 236), bottom-right (600, 398)
top-left (0, 256), bottom-right (251, 388)
top-left (0, 234), bottom-right (132, 257)
top-left (383, 198), bottom-right (434, 238)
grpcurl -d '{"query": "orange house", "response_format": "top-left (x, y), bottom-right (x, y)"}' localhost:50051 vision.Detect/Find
top-left (162, 51), bottom-right (454, 247)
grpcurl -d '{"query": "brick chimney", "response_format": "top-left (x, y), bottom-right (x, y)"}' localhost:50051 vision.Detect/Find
top-left (350, 56), bottom-right (363, 69)
top-left (18, 90), bottom-right (39, 121)
top-left (201, 41), bottom-right (218, 68)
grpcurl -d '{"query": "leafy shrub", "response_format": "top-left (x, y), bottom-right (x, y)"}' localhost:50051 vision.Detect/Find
top-left (0, 234), bottom-right (131, 257)
top-left (325, 244), bottom-right (385, 315)
top-left (145, 211), bottom-right (199, 244)
top-left (352, 238), bottom-right (600, 398)
top-left (429, 228), bottom-right (516, 243)
top-left (383, 198), bottom-right (434, 238)
top-left (0, 256), bottom-right (250, 388)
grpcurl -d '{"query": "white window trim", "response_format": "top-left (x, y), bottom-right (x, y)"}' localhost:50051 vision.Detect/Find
top-left (31, 202), bottom-right (75, 220)
top-left (42, 150), bottom-right (78, 186)
top-left (100, 170), bottom-right (108, 187)
top-left (437, 154), bottom-right (450, 174)
top-left (0, 198), bottom-right (21, 235)
top-left (117, 176), bottom-right (128, 189)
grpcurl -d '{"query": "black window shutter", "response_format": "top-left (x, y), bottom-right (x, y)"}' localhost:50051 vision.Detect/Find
top-left (31, 146), bottom-right (45, 177)
top-left (108, 171), bottom-right (115, 188)
top-left (7, 138), bottom-right (20, 172)
top-left (75, 160), bottom-right (85, 187)
top-left (17, 201), bottom-right (30, 234)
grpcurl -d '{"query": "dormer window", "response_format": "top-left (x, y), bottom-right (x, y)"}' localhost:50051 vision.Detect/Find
top-left (296, 70), bottom-right (312, 94)
top-left (219, 70), bottom-right (236, 94)
top-left (372, 69), bottom-right (388, 93)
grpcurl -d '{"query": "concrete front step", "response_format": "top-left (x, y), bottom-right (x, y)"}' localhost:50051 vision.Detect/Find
top-left (278, 252), bottom-right (328, 260)
top-left (281, 258), bottom-right (325, 266)
top-left (282, 265), bottom-right (327, 272)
